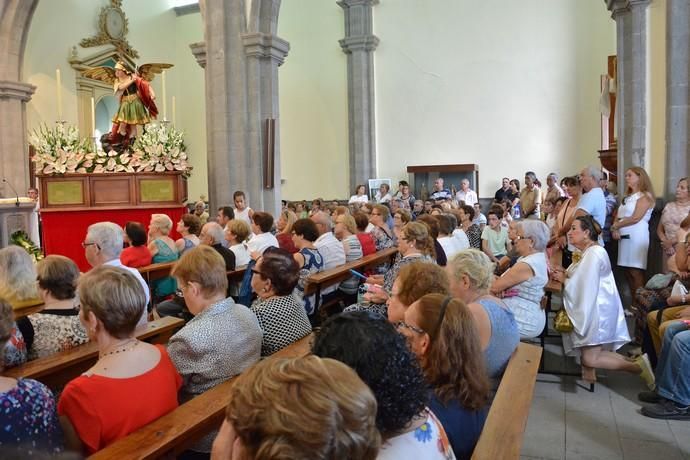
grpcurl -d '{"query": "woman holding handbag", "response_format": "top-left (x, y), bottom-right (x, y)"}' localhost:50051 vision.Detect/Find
top-left (551, 215), bottom-right (654, 388)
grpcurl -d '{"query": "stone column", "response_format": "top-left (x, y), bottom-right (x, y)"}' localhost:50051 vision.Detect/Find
top-left (666, 0), bottom-right (690, 198)
top-left (338, 0), bottom-right (379, 192)
top-left (606, 0), bottom-right (649, 193)
top-left (199, 0), bottom-right (288, 215)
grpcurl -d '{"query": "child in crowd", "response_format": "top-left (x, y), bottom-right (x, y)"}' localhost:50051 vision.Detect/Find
top-left (233, 190), bottom-right (253, 225)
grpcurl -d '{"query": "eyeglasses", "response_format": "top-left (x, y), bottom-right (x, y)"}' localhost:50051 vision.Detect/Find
top-left (81, 241), bottom-right (100, 249)
top-left (395, 320), bottom-right (425, 335)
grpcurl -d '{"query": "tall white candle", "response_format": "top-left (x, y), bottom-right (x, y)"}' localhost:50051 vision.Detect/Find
top-left (172, 96), bottom-right (176, 126)
top-left (162, 71), bottom-right (167, 121)
top-left (90, 97), bottom-right (96, 136)
top-left (56, 68), bottom-right (63, 120)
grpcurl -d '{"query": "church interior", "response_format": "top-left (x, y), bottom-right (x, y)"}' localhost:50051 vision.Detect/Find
top-left (0, 0), bottom-right (689, 458)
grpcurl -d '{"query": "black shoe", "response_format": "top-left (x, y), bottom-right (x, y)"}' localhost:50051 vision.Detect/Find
top-left (638, 391), bottom-right (663, 404)
top-left (641, 400), bottom-right (690, 420)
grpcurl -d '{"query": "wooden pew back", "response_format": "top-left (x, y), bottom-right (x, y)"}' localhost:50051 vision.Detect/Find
top-left (5, 316), bottom-right (184, 390)
top-left (471, 342), bottom-right (542, 459)
top-left (89, 334), bottom-right (313, 459)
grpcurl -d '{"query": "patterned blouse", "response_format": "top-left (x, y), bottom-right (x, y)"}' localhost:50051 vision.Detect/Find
top-left (17, 309), bottom-right (89, 360)
top-left (294, 247), bottom-right (324, 316)
top-left (251, 295), bottom-right (312, 356)
top-left (378, 409), bottom-right (456, 459)
top-left (660, 201), bottom-right (690, 254)
top-left (0, 378), bottom-right (63, 455)
top-left (466, 224), bottom-right (482, 250)
top-left (370, 225), bottom-right (395, 251)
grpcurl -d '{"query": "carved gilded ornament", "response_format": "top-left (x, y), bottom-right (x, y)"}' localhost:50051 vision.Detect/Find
top-left (79, 0), bottom-right (139, 59)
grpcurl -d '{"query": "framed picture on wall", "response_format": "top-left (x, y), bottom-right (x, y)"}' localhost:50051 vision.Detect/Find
top-left (368, 178), bottom-right (392, 201)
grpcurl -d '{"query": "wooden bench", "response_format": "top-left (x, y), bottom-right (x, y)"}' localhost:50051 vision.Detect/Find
top-left (138, 261), bottom-right (177, 284)
top-left (472, 342), bottom-right (542, 460)
top-left (5, 316), bottom-right (184, 390)
top-left (89, 334), bottom-right (313, 460)
top-left (303, 247), bottom-right (398, 306)
top-left (13, 301), bottom-right (46, 319)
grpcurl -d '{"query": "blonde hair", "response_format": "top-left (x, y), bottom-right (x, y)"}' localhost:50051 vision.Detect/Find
top-left (394, 209), bottom-right (412, 225)
top-left (280, 210), bottom-right (298, 235)
top-left (626, 167), bottom-right (655, 199)
top-left (172, 245), bottom-right (228, 298)
top-left (227, 218), bottom-right (251, 243)
top-left (227, 356), bottom-right (380, 460)
top-left (150, 213), bottom-right (173, 235)
top-left (78, 265), bottom-right (146, 338)
top-left (448, 249), bottom-right (495, 293)
top-left (339, 214), bottom-right (357, 234)
top-left (396, 262), bottom-right (449, 307)
top-left (372, 204), bottom-right (390, 221)
top-left (333, 206), bottom-right (350, 217)
top-left (0, 246), bottom-right (38, 301)
top-left (401, 222), bottom-right (435, 258)
top-left (0, 297), bottom-right (13, 364)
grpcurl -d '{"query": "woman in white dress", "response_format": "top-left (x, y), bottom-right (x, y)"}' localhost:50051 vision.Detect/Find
top-left (551, 215), bottom-right (654, 388)
top-left (612, 167), bottom-right (654, 320)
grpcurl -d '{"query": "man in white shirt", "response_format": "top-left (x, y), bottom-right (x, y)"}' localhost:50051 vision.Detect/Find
top-left (83, 221), bottom-right (149, 326)
top-left (246, 211), bottom-right (279, 256)
top-left (311, 211), bottom-right (346, 296)
top-left (455, 179), bottom-right (478, 206)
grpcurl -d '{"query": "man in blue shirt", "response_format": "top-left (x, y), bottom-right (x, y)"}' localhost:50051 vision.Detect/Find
top-left (429, 177), bottom-right (452, 201)
top-left (555, 166), bottom-right (606, 244)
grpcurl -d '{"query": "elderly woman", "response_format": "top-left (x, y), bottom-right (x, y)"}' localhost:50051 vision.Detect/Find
top-left (375, 183), bottom-right (393, 204)
top-left (354, 211), bottom-right (377, 256)
top-left (58, 266), bottom-right (182, 454)
top-left (291, 218), bottom-right (324, 316)
top-left (121, 222), bottom-right (152, 268)
top-left (417, 214), bottom-right (447, 266)
top-left (17, 256), bottom-right (87, 360)
top-left (174, 213), bottom-right (201, 256)
top-left (193, 200), bottom-right (209, 225)
top-left (458, 204), bottom-right (482, 249)
top-left (491, 219), bottom-right (550, 339)
top-left (349, 184), bottom-right (370, 205)
top-left (211, 356), bottom-right (380, 460)
top-left (399, 294), bottom-right (490, 459)
top-left (551, 216), bottom-right (655, 388)
top-left (346, 222), bottom-right (436, 317)
top-left (658, 178), bottom-right (690, 267)
top-left (0, 298), bottom-right (63, 454)
top-left (447, 249), bottom-right (519, 379)
top-left (386, 261), bottom-right (449, 323)
top-left (393, 208), bottom-right (412, 234)
top-left (0, 246), bottom-right (41, 310)
top-left (369, 204), bottom-right (395, 251)
top-left (168, 245), bottom-right (262, 455)
top-left (250, 249), bottom-right (311, 356)
top-left (334, 214), bottom-right (363, 300)
top-left (224, 218), bottom-right (251, 267)
top-left (312, 311), bottom-right (455, 459)
top-left (275, 209), bottom-right (298, 254)
top-left (148, 213), bottom-right (179, 298)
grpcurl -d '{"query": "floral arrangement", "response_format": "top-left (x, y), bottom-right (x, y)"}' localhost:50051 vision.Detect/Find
top-left (11, 230), bottom-right (44, 262)
top-left (30, 123), bottom-right (192, 177)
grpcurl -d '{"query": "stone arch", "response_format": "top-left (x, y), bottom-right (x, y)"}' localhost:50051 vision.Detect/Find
top-left (0, 0), bottom-right (39, 194)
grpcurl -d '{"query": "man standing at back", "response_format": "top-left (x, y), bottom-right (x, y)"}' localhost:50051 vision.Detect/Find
top-left (554, 166), bottom-right (607, 244)
top-left (83, 221), bottom-right (149, 325)
top-left (430, 178), bottom-right (452, 201)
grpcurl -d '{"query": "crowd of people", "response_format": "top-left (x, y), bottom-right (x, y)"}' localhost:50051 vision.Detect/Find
top-left (0, 166), bottom-right (688, 457)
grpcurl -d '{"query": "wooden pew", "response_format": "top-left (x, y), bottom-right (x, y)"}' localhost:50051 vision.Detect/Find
top-left (472, 342), bottom-right (542, 460)
top-left (138, 261), bottom-right (177, 284)
top-left (89, 334), bottom-right (313, 460)
top-left (5, 316), bottom-right (184, 390)
top-left (303, 247), bottom-right (398, 306)
top-left (13, 301), bottom-right (45, 319)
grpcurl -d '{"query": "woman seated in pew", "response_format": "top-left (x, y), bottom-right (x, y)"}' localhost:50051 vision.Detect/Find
top-left (490, 219), bottom-right (550, 339)
top-left (147, 213), bottom-right (179, 300)
top-left (225, 218), bottom-right (251, 267)
top-left (550, 215), bottom-right (655, 388)
top-left (211, 355), bottom-right (380, 460)
top-left (275, 209), bottom-right (298, 254)
top-left (168, 245), bottom-right (262, 456)
top-left (386, 261), bottom-right (449, 323)
top-left (312, 311), bottom-right (455, 459)
top-left (416, 214), bottom-right (447, 266)
top-left (447, 249), bottom-right (519, 379)
top-left (354, 211), bottom-right (377, 256)
top-left (369, 204), bottom-right (396, 251)
top-left (0, 246), bottom-right (37, 367)
top-left (58, 266), bottom-right (182, 455)
top-left (291, 218), bottom-right (324, 316)
top-left (120, 221), bottom-right (152, 268)
top-left (0, 297), bottom-right (63, 455)
top-left (175, 213), bottom-right (201, 256)
top-left (399, 294), bottom-right (490, 459)
top-left (345, 222), bottom-right (436, 318)
top-left (335, 213), bottom-right (364, 302)
top-left (17, 255), bottom-right (88, 360)
top-left (250, 249), bottom-right (311, 356)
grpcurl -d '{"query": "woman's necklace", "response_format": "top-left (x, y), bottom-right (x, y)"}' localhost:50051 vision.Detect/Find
top-left (99, 339), bottom-right (139, 359)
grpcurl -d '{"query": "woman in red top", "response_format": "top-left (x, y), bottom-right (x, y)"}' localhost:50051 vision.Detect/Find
top-left (58, 265), bottom-right (181, 455)
top-left (120, 221), bottom-right (152, 268)
top-left (275, 210), bottom-right (298, 254)
top-left (354, 212), bottom-right (377, 256)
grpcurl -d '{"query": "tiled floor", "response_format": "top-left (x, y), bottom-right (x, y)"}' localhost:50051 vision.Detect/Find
top-left (521, 335), bottom-right (690, 459)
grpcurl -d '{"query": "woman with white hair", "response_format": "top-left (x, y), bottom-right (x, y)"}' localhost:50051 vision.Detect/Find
top-left (490, 219), bottom-right (550, 338)
top-left (0, 246), bottom-right (35, 367)
top-left (147, 213), bottom-right (179, 298)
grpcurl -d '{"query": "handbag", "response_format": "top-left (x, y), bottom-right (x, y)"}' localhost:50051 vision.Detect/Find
top-left (554, 308), bottom-right (574, 333)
